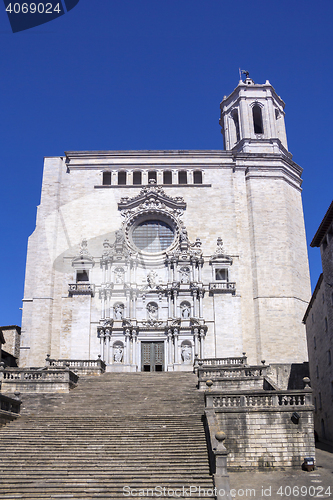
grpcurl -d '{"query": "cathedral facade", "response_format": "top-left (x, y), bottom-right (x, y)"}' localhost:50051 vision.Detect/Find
top-left (20, 78), bottom-right (311, 371)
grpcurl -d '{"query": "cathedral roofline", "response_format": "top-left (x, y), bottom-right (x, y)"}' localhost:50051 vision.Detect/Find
top-left (64, 150), bottom-right (231, 159)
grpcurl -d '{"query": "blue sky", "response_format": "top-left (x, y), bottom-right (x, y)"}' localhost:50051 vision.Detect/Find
top-left (0, 0), bottom-right (332, 326)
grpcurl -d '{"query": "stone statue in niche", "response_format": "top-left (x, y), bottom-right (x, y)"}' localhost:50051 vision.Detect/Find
top-left (179, 267), bottom-right (190, 284)
top-left (181, 345), bottom-right (192, 363)
top-left (180, 227), bottom-right (189, 242)
top-left (147, 270), bottom-right (157, 288)
top-left (114, 304), bottom-right (124, 320)
top-left (114, 346), bottom-right (123, 363)
top-left (114, 267), bottom-right (125, 284)
top-left (181, 303), bottom-right (191, 319)
top-left (115, 230), bottom-right (125, 244)
top-left (147, 303), bottom-right (158, 321)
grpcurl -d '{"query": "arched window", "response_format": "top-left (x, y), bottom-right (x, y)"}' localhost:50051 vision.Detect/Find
top-left (103, 171), bottom-right (111, 185)
top-left (148, 171), bottom-right (157, 183)
top-left (133, 171), bottom-right (142, 185)
top-left (231, 109), bottom-right (240, 142)
top-left (252, 104), bottom-right (264, 134)
top-left (193, 171), bottom-right (202, 184)
top-left (163, 171), bottom-right (172, 184)
top-left (178, 171), bottom-right (187, 184)
top-left (118, 171), bottom-right (127, 185)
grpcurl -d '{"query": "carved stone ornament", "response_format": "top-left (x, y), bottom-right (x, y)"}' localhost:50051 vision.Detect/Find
top-left (118, 184), bottom-right (187, 254)
top-left (118, 183), bottom-right (186, 220)
top-left (71, 239), bottom-right (95, 270)
top-left (210, 237), bottom-right (233, 264)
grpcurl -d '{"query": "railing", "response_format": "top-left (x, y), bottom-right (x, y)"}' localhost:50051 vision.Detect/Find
top-left (0, 367), bottom-right (78, 393)
top-left (199, 367), bottom-right (264, 379)
top-left (1, 368), bottom-right (78, 384)
top-left (206, 390), bottom-right (313, 409)
top-left (68, 283), bottom-right (95, 296)
top-left (209, 282), bottom-right (236, 293)
top-left (45, 356), bottom-right (106, 374)
top-left (0, 393), bottom-right (21, 414)
top-left (194, 356), bottom-right (247, 367)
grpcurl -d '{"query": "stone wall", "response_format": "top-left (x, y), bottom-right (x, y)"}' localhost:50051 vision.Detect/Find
top-left (0, 326), bottom-right (21, 359)
top-left (206, 390), bottom-right (315, 470)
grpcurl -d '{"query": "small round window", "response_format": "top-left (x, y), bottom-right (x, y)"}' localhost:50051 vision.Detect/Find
top-left (132, 220), bottom-right (174, 253)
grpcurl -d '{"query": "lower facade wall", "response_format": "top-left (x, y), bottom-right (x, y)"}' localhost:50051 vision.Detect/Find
top-left (215, 408), bottom-right (315, 470)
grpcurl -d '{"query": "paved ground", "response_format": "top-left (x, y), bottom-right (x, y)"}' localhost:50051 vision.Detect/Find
top-left (228, 444), bottom-right (333, 500)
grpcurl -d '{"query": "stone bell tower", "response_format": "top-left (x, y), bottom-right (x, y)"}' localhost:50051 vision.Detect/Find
top-left (220, 76), bottom-right (288, 154)
top-left (218, 76), bottom-right (311, 364)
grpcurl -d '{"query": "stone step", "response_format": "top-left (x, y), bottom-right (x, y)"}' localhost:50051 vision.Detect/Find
top-left (0, 372), bottom-right (214, 499)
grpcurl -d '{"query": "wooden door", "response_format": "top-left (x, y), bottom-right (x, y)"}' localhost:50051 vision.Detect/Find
top-left (141, 342), bottom-right (164, 372)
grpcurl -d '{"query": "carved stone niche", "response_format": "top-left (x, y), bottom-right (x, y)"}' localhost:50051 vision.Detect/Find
top-left (113, 341), bottom-right (124, 364)
top-left (69, 239), bottom-right (95, 296)
top-left (181, 340), bottom-right (192, 364)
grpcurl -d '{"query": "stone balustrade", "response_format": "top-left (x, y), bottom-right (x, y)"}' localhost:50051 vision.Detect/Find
top-left (197, 365), bottom-right (267, 390)
top-left (206, 389), bottom-right (313, 410)
top-left (45, 356), bottom-right (106, 375)
top-left (200, 367), bottom-right (264, 379)
top-left (204, 383), bottom-right (315, 470)
top-left (68, 283), bottom-right (95, 296)
top-left (0, 367), bottom-right (78, 393)
top-left (194, 355), bottom-right (247, 367)
top-left (209, 282), bottom-right (236, 293)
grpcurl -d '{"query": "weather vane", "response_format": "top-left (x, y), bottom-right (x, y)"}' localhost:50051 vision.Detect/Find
top-left (239, 68), bottom-right (250, 80)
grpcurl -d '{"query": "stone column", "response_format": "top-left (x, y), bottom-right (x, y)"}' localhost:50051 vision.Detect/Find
top-left (174, 329), bottom-right (179, 364)
top-left (200, 328), bottom-right (205, 358)
top-left (193, 328), bottom-right (199, 356)
top-left (157, 170), bottom-right (163, 185)
top-left (198, 290), bottom-right (204, 318)
top-left (101, 290), bottom-right (106, 319)
top-left (167, 260), bottom-right (171, 282)
top-left (191, 261), bottom-right (196, 282)
top-left (132, 292), bottom-right (137, 318)
top-left (125, 290), bottom-right (131, 319)
top-left (167, 291), bottom-right (172, 318)
top-left (105, 329), bottom-right (111, 364)
top-left (132, 260), bottom-right (137, 283)
top-left (172, 261), bottom-right (177, 282)
top-left (173, 290), bottom-right (177, 318)
top-left (106, 290), bottom-right (111, 318)
top-left (125, 262), bottom-right (130, 284)
top-left (100, 332), bottom-right (105, 360)
top-left (125, 329), bottom-right (130, 364)
top-left (193, 290), bottom-right (197, 318)
top-left (132, 330), bottom-right (137, 366)
top-left (188, 169), bottom-right (193, 184)
top-left (198, 262), bottom-right (202, 283)
top-left (167, 330), bottom-right (173, 365)
top-left (172, 169), bottom-right (178, 184)
top-left (142, 170), bottom-right (148, 185)
top-left (102, 261), bottom-right (107, 283)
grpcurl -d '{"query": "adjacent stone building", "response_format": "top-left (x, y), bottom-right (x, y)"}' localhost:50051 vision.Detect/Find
top-left (303, 201), bottom-right (333, 445)
top-left (20, 77), bottom-right (311, 373)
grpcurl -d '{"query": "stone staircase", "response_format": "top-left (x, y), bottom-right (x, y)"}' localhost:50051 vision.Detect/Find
top-left (0, 372), bottom-right (214, 500)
